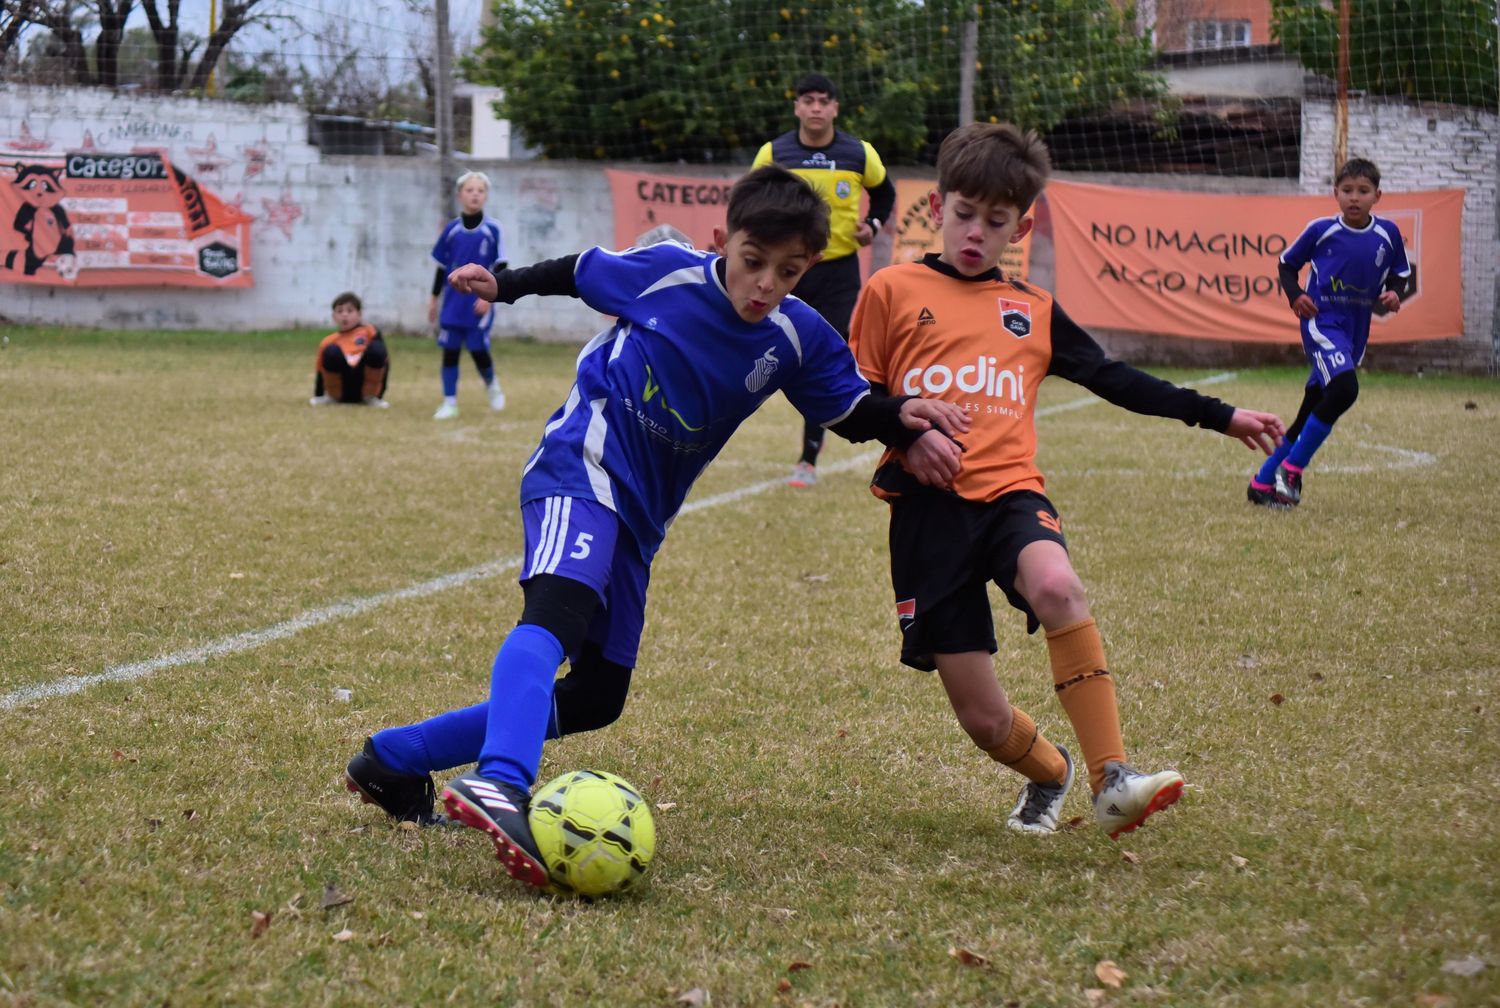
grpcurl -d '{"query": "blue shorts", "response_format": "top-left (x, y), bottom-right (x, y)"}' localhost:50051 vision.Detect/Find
top-left (437, 323), bottom-right (493, 352)
top-left (1301, 315), bottom-right (1367, 387)
top-left (520, 496), bottom-right (651, 668)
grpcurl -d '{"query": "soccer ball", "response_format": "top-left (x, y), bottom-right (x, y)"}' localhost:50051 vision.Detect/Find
top-left (528, 769), bottom-right (656, 898)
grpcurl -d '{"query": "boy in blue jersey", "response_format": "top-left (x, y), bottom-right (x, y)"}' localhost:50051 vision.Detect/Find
top-left (429, 171), bottom-right (507, 420)
top-left (1248, 158), bottom-right (1411, 508)
top-left (343, 166), bottom-right (970, 887)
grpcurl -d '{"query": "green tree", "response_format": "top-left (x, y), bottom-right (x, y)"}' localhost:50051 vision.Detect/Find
top-left (464, 0), bottom-right (1163, 162)
top-left (1272, 0), bottom-right (1498, 111)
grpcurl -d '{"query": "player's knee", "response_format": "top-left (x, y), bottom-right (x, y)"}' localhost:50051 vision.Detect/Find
top-left (554, 646), bottom-right (633, 734)
top-left (320, 344), bottom-right (346, 371)
top-left (441, 347), bottom-right (462, 368)
top-left (471, 349), bottom-right (494, 371)
top-left (520, 574), bottom-right (599, 657)
top-left (364, 339), bottom-right (388, 369)
top-left (955, 699), bottom-right (1013, 752)
top-left (1317, 371), bottom-right (1359, 420)
top-left (1023, 567), bottom-right (1087, 623)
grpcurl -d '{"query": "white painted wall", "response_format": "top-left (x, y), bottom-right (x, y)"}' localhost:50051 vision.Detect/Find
top-left (1, 85), bottom-right (1494, 368)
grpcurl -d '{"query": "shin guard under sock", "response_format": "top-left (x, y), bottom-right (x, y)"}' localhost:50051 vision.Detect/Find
top-left (1047, 617), bottom-right (1126, 794)
top-left (987, 705), bottom-right (1068, 785)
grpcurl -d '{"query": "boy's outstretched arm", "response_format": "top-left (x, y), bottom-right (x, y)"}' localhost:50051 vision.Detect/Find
top-left (449, 255), bottom-right (582, 304)
top-left (1225, 408), bottom-right (1286, 455)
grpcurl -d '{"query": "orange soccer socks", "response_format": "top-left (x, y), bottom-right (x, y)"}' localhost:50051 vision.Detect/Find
top-left (987, 705), bottom-right (1069, 786)
top-left (1047, 617), bottom-right (1126, 794)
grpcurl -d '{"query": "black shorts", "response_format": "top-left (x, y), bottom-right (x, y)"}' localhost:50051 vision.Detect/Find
top-left (792, 254), bottom-right (861, 338)
top-left (887, 489), bottom-right (1068, 671)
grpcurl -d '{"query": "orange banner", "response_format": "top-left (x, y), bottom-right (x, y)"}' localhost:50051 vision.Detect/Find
top-left (891, 178), bottom-right (1031, 280)
top-left (1046, 179), bottom-right (1463, 343)
top-left (607, 169), bottom-right (736, 251)
top-left (0, 150), bottom-right (253, 287)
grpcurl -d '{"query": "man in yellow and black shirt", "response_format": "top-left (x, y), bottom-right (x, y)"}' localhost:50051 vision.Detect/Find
top-left (753, 72), bottom-right (896, 488)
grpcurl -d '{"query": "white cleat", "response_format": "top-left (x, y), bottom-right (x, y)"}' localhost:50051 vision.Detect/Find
top-left (1006, 744), bottom-right (1073, 835)
top-left (363, 396), bottom-right (391, 409)
top-left (309, 394), bottom-right (333, 406)
top-left (1092, 761), bottom-right (1184, 839)
top-left (488, 384), bottom-right (506, 411)
top-left (433, 401), bottom-right (460, 420)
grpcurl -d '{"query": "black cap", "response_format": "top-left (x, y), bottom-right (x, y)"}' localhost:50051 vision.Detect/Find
top-left (795, 73), bottom-right (837, 99)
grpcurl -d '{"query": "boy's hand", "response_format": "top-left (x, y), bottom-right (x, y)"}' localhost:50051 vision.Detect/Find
top-left (898, 398), bottom-right (971, 439)
top-left (906, 430), bottom-right (963, 488)
top-left (1226, 408), bottom-right (1286, 455)
top-left (448, 263), bottom-right (498, 301)
top-left (474, 300), bottom-right (491, 318)
top-left (427, 295), bottom-right (439, 325)
top-left (1291, 294), bottom-right (1317, 320)
top-left (1377, 290), bottom-right (1402, 313)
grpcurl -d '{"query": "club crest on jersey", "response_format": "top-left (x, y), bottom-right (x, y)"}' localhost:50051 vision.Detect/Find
top-left (836, 180), bottom-right (852, 199)
top-left (896, 598), bottom-right (916, 624)
top-left (745, 347), bottom-right (780, 393)
top-left (998, 298), bottom-right (1031, 338)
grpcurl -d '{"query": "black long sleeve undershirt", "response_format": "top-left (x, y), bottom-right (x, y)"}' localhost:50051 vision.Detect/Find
top-left (865, 176), bottom-right (896, 232)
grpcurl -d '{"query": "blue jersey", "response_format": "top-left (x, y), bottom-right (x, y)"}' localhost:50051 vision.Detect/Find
top-left (519, 242), bottom-right (870, 560)
top-left (432, 216), bottom-right (505, 328)
top-left (1280, 214), bottom-right (1411, 343)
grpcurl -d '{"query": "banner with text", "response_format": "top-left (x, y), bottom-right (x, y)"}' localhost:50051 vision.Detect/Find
top-left (608, 169), bottom-right (736, 251)
top-left (1046, 179), bottom-right (1463, 343)
top-left (0, 151), bottom-right (253, 288)
top-left (891, 178), bottom-right (1032, 280)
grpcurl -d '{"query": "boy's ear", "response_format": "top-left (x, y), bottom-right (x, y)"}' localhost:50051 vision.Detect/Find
top-left (927, 190), bottom-right (943, 225)
top-left (711, 224), bottom-right (728, 251)
top-left (1010, 216), bottom-right (1034, 243)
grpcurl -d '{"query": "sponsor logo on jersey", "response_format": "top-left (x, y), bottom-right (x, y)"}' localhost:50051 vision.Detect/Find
top-left (642, 364), bottom-right (705, 431)
top-left (999, 298), bottom-right (1031, 338)
top-left (744, 347), bottom-right (780, 394)
top-left (901, 356), bottom-right (1027, 404)
top-left (896, 598), bottom-right (916, 624)
top-left (917, 307), bottom-right (936, 326)
top-left (805, 152), bottom-right (834, 169)
top-left (836, 180), bottom-right (852, 199)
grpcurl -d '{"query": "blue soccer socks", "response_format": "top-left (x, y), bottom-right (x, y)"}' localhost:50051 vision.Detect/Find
top-left (478, 624), bottom-right (566, 790)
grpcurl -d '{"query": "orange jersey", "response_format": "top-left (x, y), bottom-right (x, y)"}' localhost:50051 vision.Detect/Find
top-left (851, 260), bottom-right (1054, 502)
top-left (851, 256), bottom-right (1236, 504)
top-left (317, 323), bottom-right (380, 369)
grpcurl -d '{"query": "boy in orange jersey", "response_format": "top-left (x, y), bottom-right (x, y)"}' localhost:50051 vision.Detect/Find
top-left (848, 123), bottom-right (1286, 838)
top-left (310, 291), bottom-right (391, 408)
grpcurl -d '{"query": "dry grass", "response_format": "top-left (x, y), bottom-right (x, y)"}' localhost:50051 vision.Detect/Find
top-left (1, 326), bottom-right (1497, 1007)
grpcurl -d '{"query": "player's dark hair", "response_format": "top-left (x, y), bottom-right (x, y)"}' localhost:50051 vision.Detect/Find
top-left (726, 165), bottom-right (830, 256)
top-left (1336, 157), bottom-right (1380, 188)
top-left (331, 291), bottom-right (362, 311)
top-left (795, 72), bottom-right (837, 99)
top-left (936, 122), bottom-right (1051, 214)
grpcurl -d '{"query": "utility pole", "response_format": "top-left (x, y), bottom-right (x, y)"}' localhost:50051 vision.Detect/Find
top-left (958, 8), bottom-right (978, 127)
top-left (1334, 0), bottom-right (1349, 172)
top-left (435, 0), bottom-right (456, 219)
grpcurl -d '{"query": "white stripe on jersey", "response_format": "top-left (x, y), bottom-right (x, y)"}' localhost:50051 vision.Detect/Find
top-left (637, 265), bottom-right (707, 299)
top-left (1307, 316), bottom-right (1338, 352)
top-left (523, 384), bottom-right (583, 479)
top-left (769, 307), bottom-right (804, 364)
top-left (584, 398), bottom-right (615, 510)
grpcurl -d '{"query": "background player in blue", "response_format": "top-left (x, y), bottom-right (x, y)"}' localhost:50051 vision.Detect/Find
top-left (342, 166), bottom-right (969, 887)
top-left (429, 171), bottom-right (507, 420)
top-left (1248, 158), bottom-right (1411, 509)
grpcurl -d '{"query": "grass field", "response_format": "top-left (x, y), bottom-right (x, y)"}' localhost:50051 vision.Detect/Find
top-left (2, 325), bottom-right (1497, 1007)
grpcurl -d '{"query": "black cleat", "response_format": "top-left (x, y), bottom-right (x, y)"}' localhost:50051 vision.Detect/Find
top-left (1272, 464), bottom-right (1302, 506)
top-left (344, 737), bottom-right (443, 825)
top-left (442, 775), bottom-right (550, 888)
top-left (1247, 483), bottom-right (1289, 509)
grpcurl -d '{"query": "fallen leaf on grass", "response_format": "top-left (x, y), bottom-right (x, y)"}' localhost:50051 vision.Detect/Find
top-left (1309, 672), bottom-right (1325, 682)
top-left (397, 821), bottom-right (419, 832)
top-left (1230, 854), bottom-right (1249, 869)
top-left (802, 573), bottom-right (830, 583)
top-left (675, 988), bottom-right (709, 1006)
top-left (1120, 851), bottom-right (1140, 865)
top-left (1269, 693), bottom-right (1285, 705)
top-left (1236, 654), bottom-right (1259, 669)
top-left (1441, 956), bottom-right (1485, 976)
top-left (111, 749), bottom-right (137, 762)
top-left (788, 961), bottom-right (813, 972)
top-left (1094, 960), bottom-right (1127, 988)
top-left (320, 883), bottom-right (354, 910)
top-left (183, 809), bottom-right (197, 821)
top-left (1061, 816), bottom-right (1087, 832)
top-left (649, 775), bottom-right (664, 790)
top-left (410, 911), bottom-right (425, 920)
top-left (229, 572), bottom-right (245, 580)
top-left (250, 910), bottom-right (272, 938)
top-left (1416, 995), bottom-right (1456, 1007)
top-left (775, 979), bottom-right (792, 993)
top-left (1464, 400), bottom-right (1477, 410)
top-left (655, 802), bottom-right (678, 813)
top-left (1084, 990), bottom-right (1106, 1005)
top-left (332, 928), bottom-right (354, 943)
top-left (949, 947), bottom-right (989, 968)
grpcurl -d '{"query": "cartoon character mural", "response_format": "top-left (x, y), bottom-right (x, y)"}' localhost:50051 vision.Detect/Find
top-left (3, 163), bottom-right (78, 280)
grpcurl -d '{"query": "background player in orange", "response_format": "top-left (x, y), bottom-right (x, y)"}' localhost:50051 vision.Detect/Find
top-left (310, 290), bottom-right (390, 407)
top-left (849, 123), bottom-right (1286, 838)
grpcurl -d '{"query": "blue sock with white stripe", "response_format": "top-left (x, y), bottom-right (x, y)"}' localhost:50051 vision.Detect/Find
top-left (477, 624), bottom-right (565, 789)
top-left (1285, 414), bottom-right (1334, 469)
top-left (1254, 439), bottom-right (1294, 486)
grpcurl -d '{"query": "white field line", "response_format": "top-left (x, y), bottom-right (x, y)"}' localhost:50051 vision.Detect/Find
top-left (5, 372), bottom-right (1260, 711)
